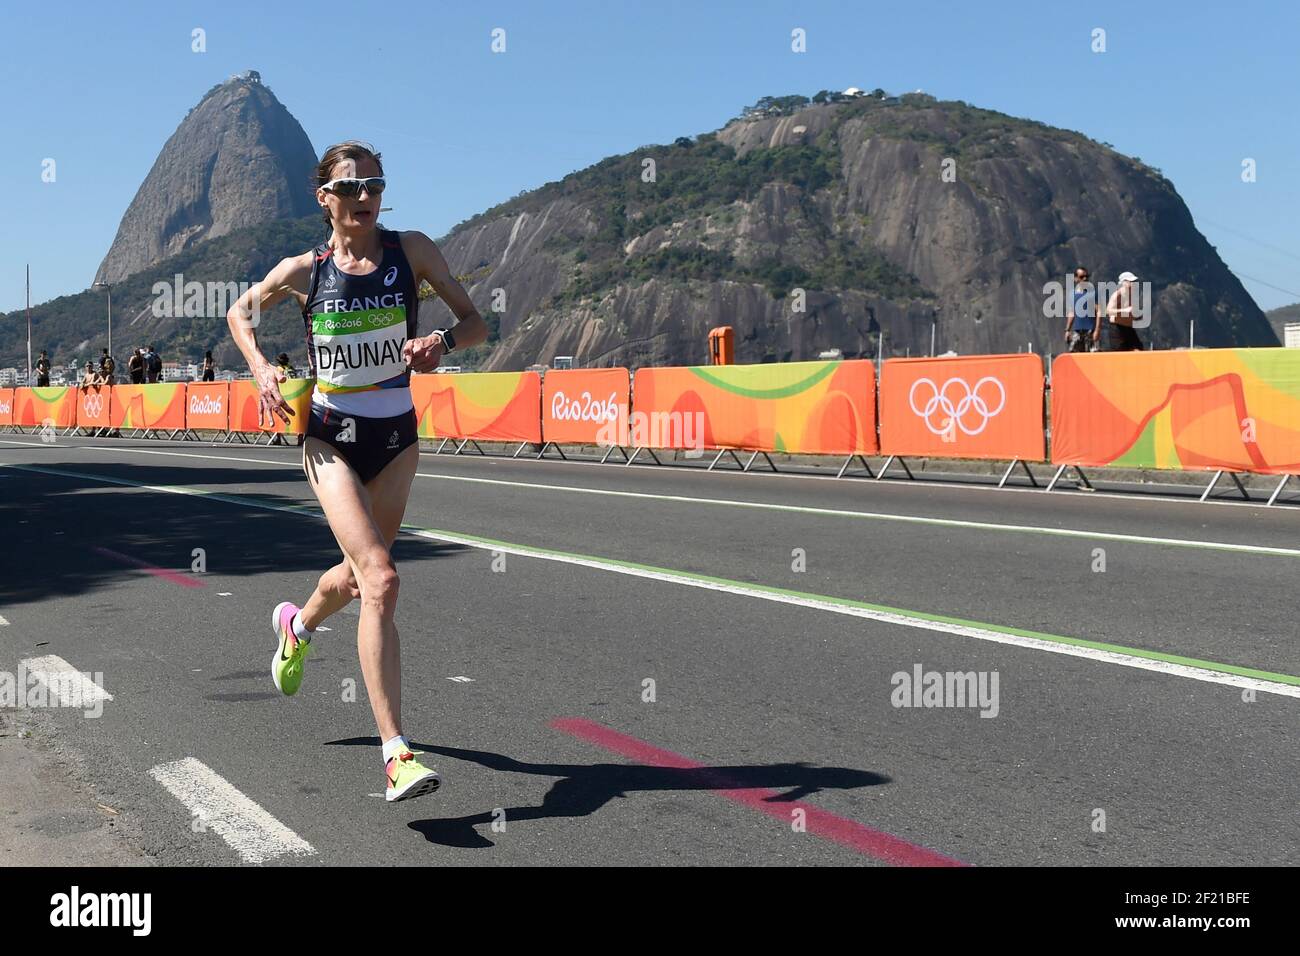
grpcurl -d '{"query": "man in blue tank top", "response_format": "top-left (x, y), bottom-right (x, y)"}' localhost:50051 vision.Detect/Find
top-left (1064, 267), bottom-right (1098, 353)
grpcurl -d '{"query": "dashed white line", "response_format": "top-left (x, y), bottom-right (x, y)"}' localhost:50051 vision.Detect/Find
top-left (20, 654), bottom-right (113, 707)
top-left (148, 757), bottom-right (315, 864)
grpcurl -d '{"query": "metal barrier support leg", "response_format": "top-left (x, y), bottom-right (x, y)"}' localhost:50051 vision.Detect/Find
top-left (997, 459), bottom-right (1040, 489)
top-left (601, 445), bottom-right (630, 464)
top-left (706, 449), bottom-right (727, 471)
top-left (1045, 463), bottom-right (1068, 492)
top-left (1229, 471), bottom-right (1250, 500)
top-left (1267, 474), bottom-right (1293, 507)
top-left (1199, 470), bottom-right (1224, 503)
top-left (877, 456), bottom-right (914, 481)
top-left (835, 454), bottom-right (875, 479)
top-left (625, 447), bottom-right (644, 466)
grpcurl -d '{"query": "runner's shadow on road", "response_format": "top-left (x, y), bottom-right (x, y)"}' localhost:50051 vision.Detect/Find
top-left (0, 461), bottom-right (469, 605)
top-left (326, 736), bottom-right (889, 849)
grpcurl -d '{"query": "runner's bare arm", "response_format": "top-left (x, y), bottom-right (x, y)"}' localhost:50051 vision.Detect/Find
top-left (399, 231), bottom-right (488, 372)
top-left (226, 253), bottom-right (313, 424)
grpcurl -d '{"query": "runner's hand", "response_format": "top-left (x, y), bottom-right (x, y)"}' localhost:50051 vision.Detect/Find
top-left (403, 335), bottom-right (445, 374)
top-left (255, 362), bottom-right (293, 426)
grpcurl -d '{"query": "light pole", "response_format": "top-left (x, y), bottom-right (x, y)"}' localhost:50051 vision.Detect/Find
top-left (92, 281), bottom-right (113, 359)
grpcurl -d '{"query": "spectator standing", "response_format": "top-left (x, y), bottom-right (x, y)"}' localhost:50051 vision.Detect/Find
top-left (145, 344), bottom-right (163, 383)
top-left (202, 351), bottom-right (216, 382)
top-left (80, 361), bottom-right (103, 387)
top-left (99, 348), bottom-right (117, 384)
top-left (1063, 267), bottom-right (1099, 353)
top-left (1105, 271), bottom-right (1145, 352)
top-left (35, 350), bottom-right (51, 387)
top-left (128, 348), bottom-right (144, 384)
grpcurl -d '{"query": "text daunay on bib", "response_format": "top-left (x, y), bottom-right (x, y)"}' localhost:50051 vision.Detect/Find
top-left (312, 297), bottom-right (408, 391)
top-left (303, 230), bottom-right (419, 396)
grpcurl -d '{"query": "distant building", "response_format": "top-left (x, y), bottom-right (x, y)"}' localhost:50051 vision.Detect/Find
top-left (1286, 322), bottom-right (1300, 349)
top-left (552, 356), bottom-right (576, 370)
top-left (842, 87), bottom-right (865, 97)
top-left (0, 368), bottom-right (17, 387)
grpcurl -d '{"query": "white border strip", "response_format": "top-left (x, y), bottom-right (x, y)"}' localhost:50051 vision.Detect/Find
top-left (396, 526), bottom-right (1300, 700)
top-left (4, 459), bottom-right (1297, 699)
top-left (2, 442), bottom-right (1296, 558)
top-left (148, 757), bottom-right (315, 864)
top-left (20, 654), bottom-right (113, 706)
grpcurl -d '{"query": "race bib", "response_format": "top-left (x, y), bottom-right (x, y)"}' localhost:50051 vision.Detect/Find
top-left (311, 307), bottom-right (408, 391)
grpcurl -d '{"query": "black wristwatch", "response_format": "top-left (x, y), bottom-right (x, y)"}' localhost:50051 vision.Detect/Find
top-left (435, 328), bottom-right (457, 354)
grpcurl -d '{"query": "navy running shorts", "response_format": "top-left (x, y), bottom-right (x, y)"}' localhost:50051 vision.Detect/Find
top-left (305, 404), bottom-right (419, 485)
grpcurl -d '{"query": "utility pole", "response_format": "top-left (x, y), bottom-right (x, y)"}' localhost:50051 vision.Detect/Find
top-left (26, 264), bottom-right (32, 383)
top-left (93, 281), bottom-right (113, 356)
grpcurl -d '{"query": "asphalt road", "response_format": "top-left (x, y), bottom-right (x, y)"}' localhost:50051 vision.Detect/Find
top-left (1, 433), bottom-right (1296, 866)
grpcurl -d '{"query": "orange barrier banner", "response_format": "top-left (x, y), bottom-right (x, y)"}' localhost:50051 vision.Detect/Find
top-left (542, 368), bottom-right (630, 446)
top-left (109, 383), bottom-right (187, 431)
top-left (75, 385), bottom-right (112, 430)
top-left (229, 379), bottom-right (314, 435)
top-left (13, 387), bottom-right (76, 429)
top-left (185, 382), bottom-right (231, 431)
top-left (630, 360), bottom-right (877, 454)
top-left (879, 354), bottom-right (1045, 461)
top-left (1051, 349), bottom-right (1300, 474)
top-left (0, 388), bottom-right (14, 427)
top-left (411, 371), bottom-right (542, 442)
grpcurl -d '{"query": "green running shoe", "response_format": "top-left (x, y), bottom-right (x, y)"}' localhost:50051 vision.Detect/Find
top-left (385, 745), bottom-right (441, 803)
top-left (271, 601), bottom-right (312, 696)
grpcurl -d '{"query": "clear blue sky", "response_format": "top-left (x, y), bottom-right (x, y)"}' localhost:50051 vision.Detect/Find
top-left (3, 0), bottom-right (1297, 317)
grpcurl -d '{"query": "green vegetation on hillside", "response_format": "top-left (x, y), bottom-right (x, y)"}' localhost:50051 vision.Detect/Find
top-left (2, 216), bottom-right (327, 371)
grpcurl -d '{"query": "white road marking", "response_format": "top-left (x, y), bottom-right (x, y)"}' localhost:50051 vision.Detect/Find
top-left (3, 460), bottom-right (1297, 698)
top-left (19, 654), bottom-right (113, 706)
top-left (148, 757), bottom-right (315, 864)
top-left (1, 443), bottom-right (1294, 556)
top-left (394, 526), bottom-right (1300, 700)
top-left (408, 472), bottom-right (1300, 558)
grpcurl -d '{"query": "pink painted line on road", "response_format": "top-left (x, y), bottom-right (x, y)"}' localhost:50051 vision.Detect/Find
top-left (550, 717), bottom-right (965, 867)
top-left (93, 547), bottom-right (205, 589)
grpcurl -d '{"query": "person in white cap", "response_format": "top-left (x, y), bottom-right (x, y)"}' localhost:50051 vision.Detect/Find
top-left (1105, 271), bottom-right (1144, 351)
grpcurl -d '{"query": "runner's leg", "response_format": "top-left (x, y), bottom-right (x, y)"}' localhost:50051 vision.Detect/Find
top-left (298, 447), bottom-right (414, 628)
top-left (303, 437), bottom-right (418, 741)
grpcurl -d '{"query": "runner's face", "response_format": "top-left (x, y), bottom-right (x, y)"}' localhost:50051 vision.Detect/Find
top-left (320, 157), bottom-right (382, 230)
